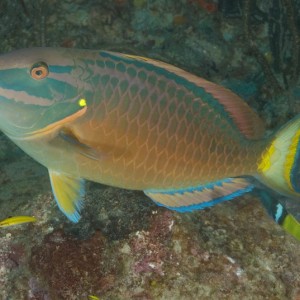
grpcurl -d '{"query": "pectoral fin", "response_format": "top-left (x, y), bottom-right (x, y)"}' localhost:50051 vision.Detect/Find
top-left (49, 170), bottom-right (85, 223)
top-left (53, 128), bottom-right (131, 161)
top-left (58, 128), bottom-right (102, 161)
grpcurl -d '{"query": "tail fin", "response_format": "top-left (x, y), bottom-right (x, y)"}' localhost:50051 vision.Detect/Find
top-left (258, 189), bottom-right (300, 241)
top-left (257, 115), bottom-right (300, 199)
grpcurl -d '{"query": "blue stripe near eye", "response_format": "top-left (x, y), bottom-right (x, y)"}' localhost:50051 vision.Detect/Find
top-left (0, 68), bottom-right (77, 100)
top-left (49, 65), bottom-right (73, 74)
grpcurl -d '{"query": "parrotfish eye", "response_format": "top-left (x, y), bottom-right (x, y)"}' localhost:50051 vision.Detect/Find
top-left (30, 61), bottom-right (49, 80)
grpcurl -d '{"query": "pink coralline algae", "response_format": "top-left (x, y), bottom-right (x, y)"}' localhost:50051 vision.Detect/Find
top-left (130, 210), bottom-right (175, 276)
top-left (29, 230), bottom-right (119, 299)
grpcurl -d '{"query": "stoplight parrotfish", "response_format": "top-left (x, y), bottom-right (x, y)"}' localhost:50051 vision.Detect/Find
top-left (0, 48), bottom-right (299, 240)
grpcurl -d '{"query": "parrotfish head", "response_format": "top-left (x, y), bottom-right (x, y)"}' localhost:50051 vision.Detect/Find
top-left (0, 47), bottom-right (93, 139)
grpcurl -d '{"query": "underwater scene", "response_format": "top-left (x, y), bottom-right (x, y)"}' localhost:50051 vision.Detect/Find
top-left (1, 0), bottom-right (300, 299)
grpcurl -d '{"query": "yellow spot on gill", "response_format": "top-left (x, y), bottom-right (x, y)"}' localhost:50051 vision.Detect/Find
top-left (258, 143), bottom-right (275, 173)
top-left (79, 98), bottom-right (87, 107)
top-left (284, 129), bottom-right (300, 190)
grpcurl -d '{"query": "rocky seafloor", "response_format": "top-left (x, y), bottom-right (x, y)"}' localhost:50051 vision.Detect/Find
top-left (1, 0), bottom-right (300, 299)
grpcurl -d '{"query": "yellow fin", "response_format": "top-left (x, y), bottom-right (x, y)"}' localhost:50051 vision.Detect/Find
top-left (88, 296), bottom-right (100, 300)
top-left (0, 216), bottom-right (36, 227)
top-left (258, 115), bottom-right (300, 197)
top-left (282, 214), bottom-right (300, 241)
top-left (49, 170), bottom-right (85, 223)
top-left (259, 189), bottom-right (300, 241)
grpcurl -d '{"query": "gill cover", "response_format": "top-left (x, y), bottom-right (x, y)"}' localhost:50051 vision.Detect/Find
top-left (0, 47), bottom-right (92, 137)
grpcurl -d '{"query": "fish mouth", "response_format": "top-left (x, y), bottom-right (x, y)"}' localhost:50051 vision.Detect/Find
top-left (11, 106), bottom-right (87, 141)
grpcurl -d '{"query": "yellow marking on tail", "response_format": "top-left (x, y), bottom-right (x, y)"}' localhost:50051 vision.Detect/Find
top-left (284, 129), bottom-right (300, 190)
top-left (282, 214), bottom-right (300, 241)
top-left (258, 143), bottom-right (275, 173)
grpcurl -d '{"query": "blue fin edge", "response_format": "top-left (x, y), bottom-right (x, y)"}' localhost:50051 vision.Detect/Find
top-left (49, 174), bottom-right (85, 223)
top-left (146, 178), bottom-right (236, 195)
top-left (147, 182), bottom-right (254, 213)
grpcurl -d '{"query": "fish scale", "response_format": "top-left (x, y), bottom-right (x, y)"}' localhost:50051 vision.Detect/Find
top-left (80, 53), bottom-right (262, 189)
top-left (1, 47), bottom-right (300, 241)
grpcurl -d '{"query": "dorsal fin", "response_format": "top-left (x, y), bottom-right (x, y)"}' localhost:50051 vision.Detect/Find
top-left (117, 53), bottom-right (265, 140)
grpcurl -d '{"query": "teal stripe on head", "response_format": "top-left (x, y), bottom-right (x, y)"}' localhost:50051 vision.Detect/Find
top-left (46, 78), bottom-right (78, 100)
top-left (0, 68), bottom-right (78, 101)
top-left (0, 87), bottom-right (53, 106)
top-left (0, 68), bottom-right (31, 90)
top-left (49, 65), bottom-right (73, 74)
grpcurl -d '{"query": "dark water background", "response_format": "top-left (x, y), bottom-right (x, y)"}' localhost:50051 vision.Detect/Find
top-left (0, 0), bottom-right (300, 299)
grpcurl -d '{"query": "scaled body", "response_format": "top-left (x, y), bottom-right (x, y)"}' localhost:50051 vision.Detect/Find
top-left (0, 48), bottom-right (299, 239)
top-left (0, 49), bottom-right (265, 189)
